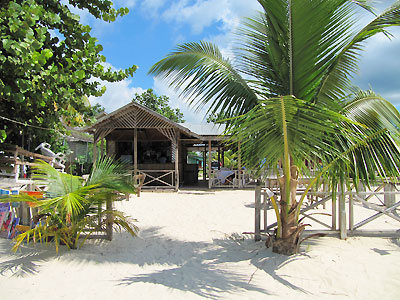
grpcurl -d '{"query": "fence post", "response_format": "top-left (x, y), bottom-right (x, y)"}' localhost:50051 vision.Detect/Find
top-left (338, 182), bottom-right (347, 239)
top-left (255, 180), bottom-right (261, 241)
top-left (349, 189), bottom-right (354, 231)
top-left (263, 193), bottom-right (268, 232)
top-left (384, 182), bottom-right (395, 208)
top-left (106, 195), bottom-right (113, 241)
top-left (332, 184), bottom-right (337, 230)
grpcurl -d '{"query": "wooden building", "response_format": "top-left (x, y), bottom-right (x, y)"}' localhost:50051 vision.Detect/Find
top-left (87, 102), bottom-right (228, 190)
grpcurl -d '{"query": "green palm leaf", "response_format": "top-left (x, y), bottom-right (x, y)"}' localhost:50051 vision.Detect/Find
top-left (87, 156), bottom-right (135, 194)
top-left (226, 95), bottom-right (348, 174)
top-left (317, 1), bottom-right (400, 104)
top-left (149, 41), bottom-right (258, 119)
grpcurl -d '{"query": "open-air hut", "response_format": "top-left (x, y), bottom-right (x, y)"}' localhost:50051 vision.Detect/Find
top-left (87, 102), bottom-right (230, 190)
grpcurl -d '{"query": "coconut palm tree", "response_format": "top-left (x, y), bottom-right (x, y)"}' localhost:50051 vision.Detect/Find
top-left (149, 0), bottom-right (400, 254)
top-left (9, 157), bottom-right (138, 252)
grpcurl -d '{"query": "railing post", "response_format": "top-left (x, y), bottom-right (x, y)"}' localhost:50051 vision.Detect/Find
top-left (134, 128), bottom-right (138, 176)
top-left (238, 142), bottom-right (242, 188)
top-left (332, 184), bottom-right (337, 230)
top-left (349, 189), bottom-right (354, 231)
top-left (384, 182), bottom-right (395, 208)
top-left (322, 183), bottom-right (328, 209)
top-left (106, 195), bottom-right (113, 241)
top-left (208, 139), bottom-right (212, 189)
top-left (338, 182), bottom-right (347, 239)
top-left (255, 180), bottom-right (261, 241)
top-left (263, 191), bottom-right (268, 232)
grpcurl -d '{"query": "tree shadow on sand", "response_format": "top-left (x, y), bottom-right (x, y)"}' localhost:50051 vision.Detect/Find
top-left (0, 227), bottom-right (312, 298)
top-left (109, 227), bottom-right (311, 298)
top-left (0, 239), bottom-right (60, 277)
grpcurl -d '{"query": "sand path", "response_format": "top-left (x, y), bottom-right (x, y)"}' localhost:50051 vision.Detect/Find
top-left (0, 190), bottom-right (399, 299)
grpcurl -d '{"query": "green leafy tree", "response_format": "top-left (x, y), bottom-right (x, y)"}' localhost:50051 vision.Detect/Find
top-left (133, 89), bottom-right (185, 123)
top-left (150, 0), bottom-right (400, 254)
top-left (206, 111), bottom-right (229, 124)
top-left (0, 0), bottom-right (137, 148)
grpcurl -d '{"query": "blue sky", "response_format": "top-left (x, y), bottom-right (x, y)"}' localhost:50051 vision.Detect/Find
top-left (74, 0), bottom-right (400, 123)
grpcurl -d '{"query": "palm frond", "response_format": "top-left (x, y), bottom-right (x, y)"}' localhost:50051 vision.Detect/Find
top-left (226, 95), bottom-right (349, 176)
top-left (31, 160), bottom-right (84, 196)
top-left (87, 156), bottom-right (135, 194)
top-left (242, 0), bottom-right (358, 105)
top-left (317, 1), bottom-right (400, 104)
top-left (343, 89), bottom-right (400, 137)
top-left (149, 41), bottom-right (258, 119)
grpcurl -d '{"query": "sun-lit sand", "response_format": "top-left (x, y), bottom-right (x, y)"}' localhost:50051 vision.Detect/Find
top-left (1, 189), bottom-right (399, 299)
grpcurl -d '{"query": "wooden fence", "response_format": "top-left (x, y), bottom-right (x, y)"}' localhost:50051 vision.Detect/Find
top-left (0, 145), bottom-right (55, 188)
top-left (254, 181), bottom-right (400, 241)
top-left (210, 169), bottom-right (256, 188)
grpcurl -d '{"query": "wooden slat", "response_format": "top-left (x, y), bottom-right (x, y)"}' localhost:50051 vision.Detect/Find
top-left (140, 170), bottom-right (175, 188)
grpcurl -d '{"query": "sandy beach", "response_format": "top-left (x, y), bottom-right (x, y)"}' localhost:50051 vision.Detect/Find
top-left (0, 189), bottom-right (399, 299)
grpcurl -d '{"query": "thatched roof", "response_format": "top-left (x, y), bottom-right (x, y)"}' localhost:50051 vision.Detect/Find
top-left (87, 101), bottom-right (204, 140)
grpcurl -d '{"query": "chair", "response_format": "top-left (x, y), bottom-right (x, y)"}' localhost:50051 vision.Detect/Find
top-left (35, 142), bottom-right (66, 171)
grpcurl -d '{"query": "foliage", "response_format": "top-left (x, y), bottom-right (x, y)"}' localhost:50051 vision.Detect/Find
top-left (150, 0), bottom-right (400, 254)
top-left (0, 0), bottom-right (137, 148)
top-left (6, 157), bottom-right (138, 252)
top-left (210, 150), bottom-right (238, 169)
top-left (132, 89), bottom-right (185, 123)
top-left (206, 111), bottom-right (229, 124)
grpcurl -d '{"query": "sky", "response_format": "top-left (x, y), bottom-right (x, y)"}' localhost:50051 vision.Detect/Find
top-left (72, 0), bottom-right (400, 124)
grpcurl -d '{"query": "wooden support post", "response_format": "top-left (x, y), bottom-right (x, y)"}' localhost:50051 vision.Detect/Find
top-left (238, 142), bottom-right (241, 188)
top-left (332, 184), bottom-right (337, 230)
top-left (13, 148), bottom-right (19, 181)
top-left (93, 136), bottom-right (98, 165)
top-left (93, 134), bottom-right (101, 224)
top-left (358, 181), bottom-right (366, 199)
top-left (255, 181), bottom-right (261, 241)
top-left (217, 146), bottom-right (221, 170)
top-left (106, 195), bottom-right (113, 241)
top-left (20, 184), bottom-right (32, 225)
top-left (203, 144), bottom-right (206, 181)
top-left (263, 192), bottom-right (268, 232)
top-left (100, 137), bottom-right (104, 157)
top-left (175, 132), bottom-right (179, 191)
top-left (384, 182), bottom-right (395, 208)
top-left (134, 128), bottom-right (138, 176)
top-left (338, 183), bottom-right (347, 239)
top-left (208, 138), bottom-right (212, 189)
top-left (349, 189), bottom-right (354, 231)
top-left (222, 148), bottom-right (225, 167)
top-left (19, 202), bottom-right (30, 226)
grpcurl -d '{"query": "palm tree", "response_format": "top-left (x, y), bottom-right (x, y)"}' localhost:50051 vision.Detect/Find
top-left (149, 0), bottom-right (400, 254)
top-left (9, 157), bottom-right (138, 252)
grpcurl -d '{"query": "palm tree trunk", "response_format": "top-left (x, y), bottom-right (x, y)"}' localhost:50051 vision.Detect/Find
top-left (273, 165), bottom-right (302, 255)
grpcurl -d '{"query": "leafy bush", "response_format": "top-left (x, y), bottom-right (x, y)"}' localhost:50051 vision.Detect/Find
top-left (6, 157), bottom-right (138, 252)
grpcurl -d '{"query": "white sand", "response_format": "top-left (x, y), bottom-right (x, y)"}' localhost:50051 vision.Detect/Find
top-left (1, 189), bottom-right (400, 299)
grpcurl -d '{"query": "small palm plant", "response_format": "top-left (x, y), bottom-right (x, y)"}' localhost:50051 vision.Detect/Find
top-left (8, 157), bottom-right (138, 252)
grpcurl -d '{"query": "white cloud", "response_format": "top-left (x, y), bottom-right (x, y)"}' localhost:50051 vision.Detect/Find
top-left (152, 77), bottom-right (210, 123)
top-left (161, 0), bottom-right (260, 36)
top-left (90, 75), bottom-right (209, 123)
top-left (88, 63), bottom-right (145, 112)
top-left (89, 79), bottom-right (145, 113)
top-left (353, 27), bottom-right (400, 108)
top-left (145, 1), bottom-right (264, 122)
top-left (141, 0), bottom-right (167, 12)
